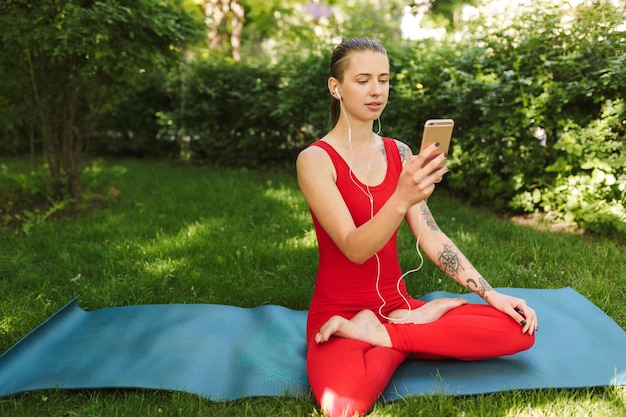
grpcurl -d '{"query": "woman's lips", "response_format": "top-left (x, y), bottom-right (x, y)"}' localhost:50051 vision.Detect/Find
top-left (366, 102), bottom-right (383, 111)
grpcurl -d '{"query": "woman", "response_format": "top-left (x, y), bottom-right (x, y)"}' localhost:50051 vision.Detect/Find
top-left (296, 38), bottom-right (537, 417)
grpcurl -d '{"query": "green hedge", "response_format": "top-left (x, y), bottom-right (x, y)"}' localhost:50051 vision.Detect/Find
top-left (3, 2), bottom-right (624, 237)
top-left (152, 53), bottom-right (330, 167)
top-left (115, 2), bottom-right (625, 236)
top-left (382, 2), bottom-right (626, 237)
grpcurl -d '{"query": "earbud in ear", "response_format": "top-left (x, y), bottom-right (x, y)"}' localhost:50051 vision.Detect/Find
top-left (335, 87), bottom-right (341, 100)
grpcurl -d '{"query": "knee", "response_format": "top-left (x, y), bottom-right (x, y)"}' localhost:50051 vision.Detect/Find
top-left (522, 332), bottom-right (536, 350)
top-left (306, 340), bottom-right (403, 416)
top-left (317, 386), bottom-right (375, 417)
top-left (505, 326), bottom-right (535, 355)
top-left (309, 365), bottom-right (377, 416)
top-left (308, 360), bottom-right (379, 417)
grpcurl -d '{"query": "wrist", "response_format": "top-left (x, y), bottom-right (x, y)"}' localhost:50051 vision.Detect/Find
top-left (388, 192), bottom-right (411, 217)
top-left (465, 276), bottom-right (494, 301)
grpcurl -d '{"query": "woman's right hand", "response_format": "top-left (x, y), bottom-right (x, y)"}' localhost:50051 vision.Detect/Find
top-left (395, 142), bottom-right (449, 211)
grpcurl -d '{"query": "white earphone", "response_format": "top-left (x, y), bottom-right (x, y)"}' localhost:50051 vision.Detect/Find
top-left (335, 85), bottom-right (420, 322)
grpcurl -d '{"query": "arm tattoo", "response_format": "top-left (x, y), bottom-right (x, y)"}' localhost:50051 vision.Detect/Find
top-left (395, 140), bottom-right (412, 163)
top-left (419, 203), bottom-right (440, 231)
top-left (466, 276), bottom-right (494, 300)
top-left (437, 243), bottom-right (464, 278)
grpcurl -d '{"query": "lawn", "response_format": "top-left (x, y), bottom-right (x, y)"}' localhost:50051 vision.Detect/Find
top-left (1, 159), bottom-right (624, 416)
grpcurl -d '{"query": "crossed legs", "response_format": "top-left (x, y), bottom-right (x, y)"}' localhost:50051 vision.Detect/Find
top-left (315, 297), bottom-right (468, 347)
top-left (308, 299), bottom-right (535, 416)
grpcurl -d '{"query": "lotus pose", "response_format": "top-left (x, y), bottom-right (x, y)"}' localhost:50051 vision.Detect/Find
top-left (296, 38), bottom-right (537, 417)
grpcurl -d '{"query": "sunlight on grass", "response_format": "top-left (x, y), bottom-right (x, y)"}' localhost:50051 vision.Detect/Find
top-left (181, 221), bottom-right (211, 239)
top-left (366, 411), bottom-right (394, 417)
top-left (1, 161), bottom-right (624, 416)
top-left (0, 316), bottom-right (17, 336)
top-left (286, 228), bottom-right (317, 250)
top-left (142, 257), bottom-right (186, 278)
top-left (454, 229), bottom-right (479, 247)
top-left (140, 219), bottom-right (225, 255)
top-left (504, 392), bottom-right (623, 417)
top-left (616, 386), bottom-right (626, 403)
top-left (264, 181), bottom-right (312, 223)
top-left (264, 184), bottom-right (303, 210)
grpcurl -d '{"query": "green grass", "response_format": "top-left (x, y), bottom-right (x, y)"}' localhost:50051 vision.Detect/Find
top-left (1, 158), bottom-right (625, 416)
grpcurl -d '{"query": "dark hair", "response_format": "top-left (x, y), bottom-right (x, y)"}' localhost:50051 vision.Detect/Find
top-left (329, 38), bottom-right (388, 129)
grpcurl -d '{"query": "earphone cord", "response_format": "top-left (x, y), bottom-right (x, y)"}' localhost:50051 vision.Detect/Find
top-left (339, 98), bottom-right (422, 323)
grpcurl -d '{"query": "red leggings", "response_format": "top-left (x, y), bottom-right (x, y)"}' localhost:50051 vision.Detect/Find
top-left (306, 301), bottom-right (535, 417)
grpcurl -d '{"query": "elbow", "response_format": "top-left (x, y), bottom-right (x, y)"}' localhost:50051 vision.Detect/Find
top-left (339, 232), bottom-right (375, 265)
top-left (343, 248), bottom-right (369, 265)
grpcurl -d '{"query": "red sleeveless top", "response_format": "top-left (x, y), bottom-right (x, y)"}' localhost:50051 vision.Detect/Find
top-left (306, 137), bottom-right (411, 341)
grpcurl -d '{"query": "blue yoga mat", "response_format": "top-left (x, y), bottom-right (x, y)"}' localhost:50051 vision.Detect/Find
top-left (0, 287), bottom-right (625, 401)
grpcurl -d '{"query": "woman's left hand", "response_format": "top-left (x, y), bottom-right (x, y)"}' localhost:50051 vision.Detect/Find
top-left (486, 291), bottom-right (538, 335)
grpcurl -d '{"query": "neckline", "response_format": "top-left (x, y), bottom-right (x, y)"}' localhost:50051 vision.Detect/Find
top-left (318, 138), bottom-right (391, 189)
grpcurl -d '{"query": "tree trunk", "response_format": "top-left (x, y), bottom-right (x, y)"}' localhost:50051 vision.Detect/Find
top-left (43, 123), bottom-right (64, 200)
top-left (230, 1), bottom-right (244, 62)
top-left (27, 119), bottom-right (36, 169)
top-left (203, 0), bottom-right (230, 50)
top-left (25, 48), bottom-right (64, 199)
top-left (202, 0), bottom-right (244, 61)
top-left (62, 93), bottom-right (82, 200)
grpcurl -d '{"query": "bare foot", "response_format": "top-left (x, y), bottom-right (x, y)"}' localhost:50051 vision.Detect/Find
top-left (315, 310), bottom-right (392, 347)
top-left (387, 297), bottom-right (468, 324)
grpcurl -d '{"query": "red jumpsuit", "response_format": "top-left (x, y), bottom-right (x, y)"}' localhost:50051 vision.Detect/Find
top-left (305, 138), bottom-right (535, 417)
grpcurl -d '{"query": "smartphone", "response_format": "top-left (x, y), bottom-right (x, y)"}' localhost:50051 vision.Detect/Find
top-left (419, 119), bottom-right (454, 183)
top-left (419, 119), bottom-right (454, 168)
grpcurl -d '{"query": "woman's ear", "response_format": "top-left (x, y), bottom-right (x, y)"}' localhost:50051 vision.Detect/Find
top-left (328, 77), bottom-right (340, 100)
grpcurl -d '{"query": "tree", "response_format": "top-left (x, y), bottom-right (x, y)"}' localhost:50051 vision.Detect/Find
top-left (201, 0), bottom-right (245, 60)
top-left (198, 0), bottom-right (320, 61)
top-left (0, 0), bottom-right (202, 199)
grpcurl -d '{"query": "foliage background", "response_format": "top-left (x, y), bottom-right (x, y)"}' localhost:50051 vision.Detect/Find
top-left (0, 0), bottom-right (624, 238)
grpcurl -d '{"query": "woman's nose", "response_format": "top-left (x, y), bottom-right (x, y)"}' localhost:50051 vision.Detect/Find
top-left (371, 82), bottom-right (382, 96)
